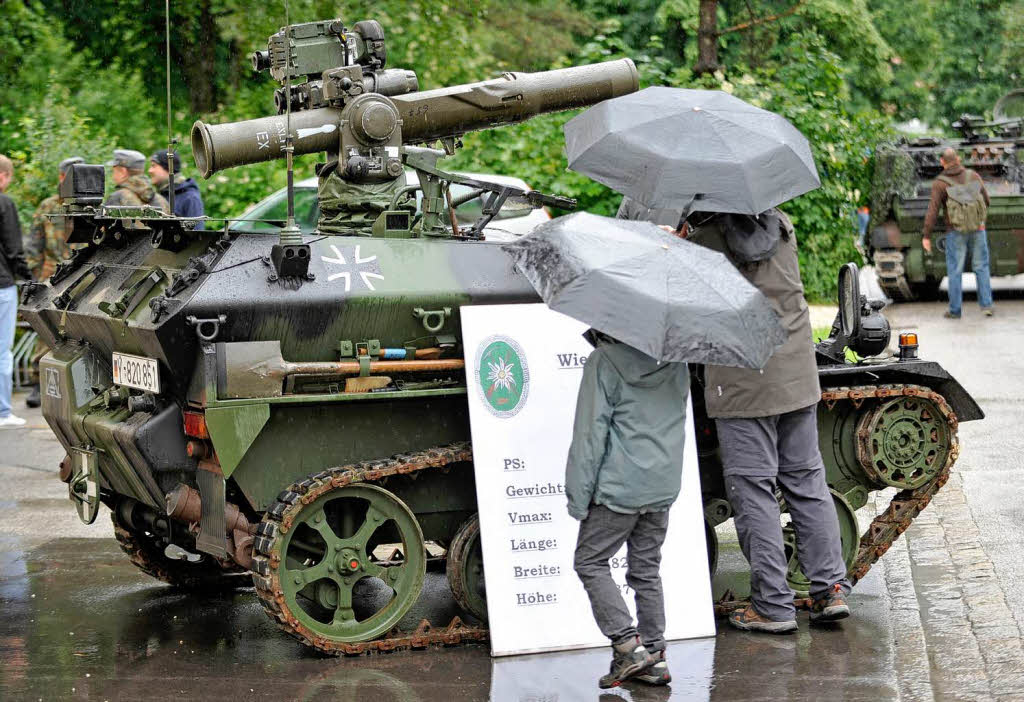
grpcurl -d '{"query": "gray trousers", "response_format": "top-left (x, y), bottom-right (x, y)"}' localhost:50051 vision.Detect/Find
top-left (574, 505), bottom-right (670, 651)
top-left (716, 404), bottom-right (850, 620)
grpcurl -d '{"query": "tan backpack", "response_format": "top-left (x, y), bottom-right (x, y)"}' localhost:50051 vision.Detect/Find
top-left (938, 174), bottom-right (987, 233)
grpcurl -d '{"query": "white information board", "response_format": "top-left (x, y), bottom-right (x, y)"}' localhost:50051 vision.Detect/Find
top-left (461, 303), bottom-right (716, 657)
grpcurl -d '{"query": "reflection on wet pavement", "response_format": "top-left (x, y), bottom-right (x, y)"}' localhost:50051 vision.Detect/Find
top-left (0, 533), bottom-right (899, 701)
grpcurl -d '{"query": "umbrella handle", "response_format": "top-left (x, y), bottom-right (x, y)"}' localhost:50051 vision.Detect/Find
top-left (674, 193), bottom-right (698, 234)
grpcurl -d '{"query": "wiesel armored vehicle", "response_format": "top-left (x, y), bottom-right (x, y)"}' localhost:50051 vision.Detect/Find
top-left (21, 16), bottom-right (982, 655)
top-left (867, 92), bottom-right (1024, 300)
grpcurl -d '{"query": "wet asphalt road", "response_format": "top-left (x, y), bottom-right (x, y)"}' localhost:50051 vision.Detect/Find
top-left (1, 291), bottom-right (1023, 702)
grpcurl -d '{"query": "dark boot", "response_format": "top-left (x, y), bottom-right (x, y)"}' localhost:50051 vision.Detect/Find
top-left (728, 604), bottom-right (797, 634)
top-left (25, 385), bottom-right (41, 409)
top-left (598, 636), bottom-right (653, 689)
top-left (810, 583), bottom-right (851, 623)
top-left (634, 648), bottom-right (671, 686)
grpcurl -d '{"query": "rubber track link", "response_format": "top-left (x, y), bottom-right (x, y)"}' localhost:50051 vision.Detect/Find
top-left (251, 442), bottom-right (489, 655)
top-left (873, 249), bottom-right (916, 302)
top-left (714, 383), bottom-right (959, 615)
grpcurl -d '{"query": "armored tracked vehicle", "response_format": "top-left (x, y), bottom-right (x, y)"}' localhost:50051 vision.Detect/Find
top-left (22, 15), bottom-right (981, 654)
top-left (867, 96), bottom-right (1024, 301)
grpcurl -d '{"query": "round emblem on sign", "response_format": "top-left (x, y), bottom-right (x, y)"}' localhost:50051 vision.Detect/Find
top-left (475, 335), bottom-right (530, 418)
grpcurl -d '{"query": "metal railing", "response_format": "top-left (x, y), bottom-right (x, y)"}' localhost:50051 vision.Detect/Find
top-left (13, 321), bottom-right (38, 389)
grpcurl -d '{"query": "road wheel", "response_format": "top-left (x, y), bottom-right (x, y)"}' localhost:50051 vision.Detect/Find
top-left (257, 482), bottom-right (426, 647)
top-left (447, 514), bottom-right (487, 622)
top-left (782, 490), bottom-right (859, 596)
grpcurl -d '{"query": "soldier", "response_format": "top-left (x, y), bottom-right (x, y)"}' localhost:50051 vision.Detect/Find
top-left (104, 149), bottom-right (170, 212)
top-left (149, 150), bottom-right (205, 228)
top-left (23, 156), bottom-right (85, 408)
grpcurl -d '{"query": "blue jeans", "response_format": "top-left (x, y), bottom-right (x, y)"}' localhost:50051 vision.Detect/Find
top-left (0, 285), bottom-right (17, 417)
top-left (944, 229), bottom-right (994, 316)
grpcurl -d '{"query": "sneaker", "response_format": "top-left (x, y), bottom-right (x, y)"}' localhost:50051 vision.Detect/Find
top-left (810, 583), bottom-right (851, 624)
top-left (634, 648), bottom-right (672, 686)
top-left (728, 605), bottom-right (797, 634)
top-left (25, 384), bottom-right (40, 408)
top-left (0, 414), bottom-right (27, 428)
top-left (983, 308), bottom-right (994, 317)
top-left (943, 311), bottom-right (961, 319)
top-left (598, 637), bottom-right (653, 689)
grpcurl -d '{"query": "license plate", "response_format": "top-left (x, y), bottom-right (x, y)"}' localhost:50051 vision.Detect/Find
top-left (112, 352), bottom-right (160, 393)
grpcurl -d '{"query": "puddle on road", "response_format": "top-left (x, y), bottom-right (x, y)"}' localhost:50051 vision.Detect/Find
top-left (0, 536), bottom-right (901, 701)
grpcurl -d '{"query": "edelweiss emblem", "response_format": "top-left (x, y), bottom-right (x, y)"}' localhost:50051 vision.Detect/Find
top-left (320, 245), bottom-right (385, 292)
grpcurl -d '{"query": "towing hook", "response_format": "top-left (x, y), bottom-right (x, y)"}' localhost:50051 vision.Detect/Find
top-left (186, 314), bottom-right (228, 342)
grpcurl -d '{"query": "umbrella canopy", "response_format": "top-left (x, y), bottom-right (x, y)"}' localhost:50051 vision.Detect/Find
top-left (502, 212), bottom-right (787, 368)
top-left (564, 87), bottom-right (820, 215)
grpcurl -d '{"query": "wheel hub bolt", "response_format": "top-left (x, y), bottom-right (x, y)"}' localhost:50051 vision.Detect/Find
top-left (338, 549), bottom-right (361, 573)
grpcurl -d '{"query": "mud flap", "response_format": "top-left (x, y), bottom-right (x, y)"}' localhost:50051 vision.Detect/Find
top-left (69, 446), bottom-right (100, 525)
top-left (197, 463), bottom-right (228, 558)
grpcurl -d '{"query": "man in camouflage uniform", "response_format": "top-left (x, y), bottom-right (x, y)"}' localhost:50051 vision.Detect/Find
top-left (104, 149), bottom-right (170, 213)
top-left (23, 156), bottom-right (85, 408)
top-left (26, 157), bottom-right (84, 279)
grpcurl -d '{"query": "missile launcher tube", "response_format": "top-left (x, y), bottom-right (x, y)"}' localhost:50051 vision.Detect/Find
top-left (191, 58), bottom-right (638, 178)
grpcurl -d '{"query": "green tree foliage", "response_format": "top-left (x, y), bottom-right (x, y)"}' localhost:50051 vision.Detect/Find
top-left (0, 0), bottom-right (1015, 299)
top-left (868, 0), bottom-right (1024, 125)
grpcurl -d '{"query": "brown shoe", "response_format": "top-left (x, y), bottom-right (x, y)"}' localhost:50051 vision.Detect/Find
top-left (728, 605), bottom-right (797, 634)
top-left (810, 583), bottom-right (851, 623)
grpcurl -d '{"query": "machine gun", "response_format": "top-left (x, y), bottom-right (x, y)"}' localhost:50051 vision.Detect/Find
top-left (191, 16), bottom-right (638, 251)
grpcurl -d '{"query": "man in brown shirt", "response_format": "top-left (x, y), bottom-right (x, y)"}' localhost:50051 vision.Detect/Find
top-left (921, 148), bottom-right (994, 318)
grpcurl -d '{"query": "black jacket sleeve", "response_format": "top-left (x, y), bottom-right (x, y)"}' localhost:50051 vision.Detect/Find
top-left (0, 193), bottom-right (31, 285)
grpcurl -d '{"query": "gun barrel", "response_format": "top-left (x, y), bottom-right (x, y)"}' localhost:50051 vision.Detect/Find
top-left (192, 108), bottom-right (343, 178)
top-left (396, 59), bottom-right (638, 144)
top-left (191, 59), bottom-right (638, 178)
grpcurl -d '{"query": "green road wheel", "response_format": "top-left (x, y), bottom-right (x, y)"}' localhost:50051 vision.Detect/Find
top-left (277, 483), bottom-right (425, 643)
top-left (857, 396), bottom-right (953, 490)
top-left (705, 518), bottom-right (719, 578)
top-left (783, 490), bottom-right (859, 596)
top-left (446, 513), bottom-right (487, 622)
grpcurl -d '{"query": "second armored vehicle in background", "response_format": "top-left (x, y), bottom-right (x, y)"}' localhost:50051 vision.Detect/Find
top-left (867, 94), bottom-right (1024, 301)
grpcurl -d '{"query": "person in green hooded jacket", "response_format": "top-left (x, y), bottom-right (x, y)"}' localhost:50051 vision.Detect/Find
top-left (566, 329), bottom-right (690, 689)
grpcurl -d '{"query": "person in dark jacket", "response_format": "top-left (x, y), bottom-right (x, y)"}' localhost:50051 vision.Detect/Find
top-left (567, 329), bottom-right (690, 688)
top-left (0, 154), bottom-right (31, 427)
top-left (620, 197), bottom-right (852, 633)
top-left (149, 150), bottom-right (205, 229)
top-left (686, 210), bottom-right (851, 633)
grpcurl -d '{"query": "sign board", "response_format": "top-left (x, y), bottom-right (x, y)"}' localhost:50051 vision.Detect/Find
top-left (461, 303), bottom-right (716, 657)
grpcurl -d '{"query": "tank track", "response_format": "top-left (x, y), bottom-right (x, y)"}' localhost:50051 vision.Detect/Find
top-left (112, 512), bottom-right (248, 590)
top-left (715, 383), bottom-right (960, 614)
top-left (250, 442), bottom-right (489, 655)
top-left (873, 249), bottom-right (915, 301)
top-left (251, 385), bottom-right (958, 647)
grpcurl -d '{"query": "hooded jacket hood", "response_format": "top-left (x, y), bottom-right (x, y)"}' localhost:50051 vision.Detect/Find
top-left (590, 335), bottom-right (677, 388)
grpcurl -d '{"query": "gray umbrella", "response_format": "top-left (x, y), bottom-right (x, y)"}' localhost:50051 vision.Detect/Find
top-left (502, 212), bottom-right (787, 368)
top-left (564, 87), bottom-right (820, 215)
